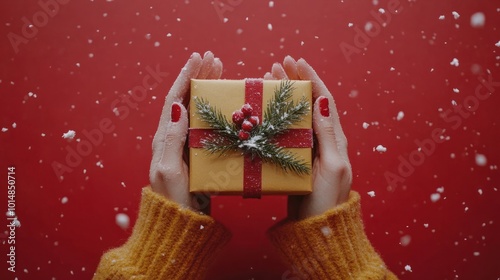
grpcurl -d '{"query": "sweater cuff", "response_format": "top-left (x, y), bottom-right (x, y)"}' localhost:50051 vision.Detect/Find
top-left (94, 188), bottom-right (231, 280)
top-left (268, 191), bottom-right (394, 279)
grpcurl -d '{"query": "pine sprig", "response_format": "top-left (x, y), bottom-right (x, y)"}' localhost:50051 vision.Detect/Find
top-left (247, 139), bottom-right (311, 175)
top-left (260, 80), bottom-right (310, 137)
top-left (193, 80), bottom-right (311, 175)
top-left (194, 97), bottom-right (238, 140)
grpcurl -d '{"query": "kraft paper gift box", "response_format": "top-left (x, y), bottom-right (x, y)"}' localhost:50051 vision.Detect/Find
top-left (189, 79), bottom-right (313, 198)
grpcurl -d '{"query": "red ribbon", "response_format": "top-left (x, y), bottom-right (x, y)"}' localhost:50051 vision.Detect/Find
top-left (189, 79), bottom-right (312, 198)
top-left (242, 79), bottom-right (264, 198)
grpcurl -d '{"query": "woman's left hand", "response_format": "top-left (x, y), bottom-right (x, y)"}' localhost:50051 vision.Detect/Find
top-left (149, 51), bottom-right (223, 212)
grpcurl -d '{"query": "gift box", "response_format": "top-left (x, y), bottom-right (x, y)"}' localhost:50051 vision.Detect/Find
top-left (189, 79), bottom-right (313, 198)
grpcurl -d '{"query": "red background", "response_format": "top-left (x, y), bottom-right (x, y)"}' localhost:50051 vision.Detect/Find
top-left (1, 0), bottom-right (499, 279)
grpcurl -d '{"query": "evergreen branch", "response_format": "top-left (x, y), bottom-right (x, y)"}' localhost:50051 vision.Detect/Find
top-left (201, 135), bottom-right (239, 155)
top-left (265, 148), bottom-right (310, 175)
top-left (239, 135), bottom-right (311, 175)
top-left (247, 140), bottom-right (310, 175)
top-left (262, 80), bottom-right (310, 137)
top-left (194, 97), bottom-right (238, 140)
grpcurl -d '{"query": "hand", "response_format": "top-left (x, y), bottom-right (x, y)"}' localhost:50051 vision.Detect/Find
top-left (265, 56), bottom-right (352, 220)
top-left (149, 51), bottom-right (223, 212)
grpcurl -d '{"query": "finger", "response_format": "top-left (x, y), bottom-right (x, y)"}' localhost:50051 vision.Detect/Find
top-left (298, 58), bottom-right (348, 160)
top-left (206, 57), bottom-right (223, 79)
top-left (153, 53), bottom-right (202, 161)
top-left (313, 96), bottom-right (341, 158)
top-left (283, 56), bottom-right (299, 80)
top-left (159, 102), bottom-right (188, 172)
top-left (263, 72), bottom-right (274, 80)
top-left (271, 63), bottom-right (288, 79)
top-left (296, 58), bottom-right (330, 99)
top-left (151, 102), bottom-right (190, 202)
top-left (198, 51), bottom-right (215, 79)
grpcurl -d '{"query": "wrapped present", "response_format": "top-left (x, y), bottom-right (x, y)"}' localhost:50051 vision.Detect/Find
top-left (189, 79), bottom-right (313, 198)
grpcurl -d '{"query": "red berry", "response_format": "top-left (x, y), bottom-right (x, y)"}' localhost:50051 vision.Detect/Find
top-left (232, 110), bottom-right (245, 125)
top-left (249, 116), bottom-right (260, 126)
top-left (241, 120), bottom-right (253, 131)
top-left (241, 103), bottom-right (253, 117)
top-left (238, 130), bottom-right (250, 140)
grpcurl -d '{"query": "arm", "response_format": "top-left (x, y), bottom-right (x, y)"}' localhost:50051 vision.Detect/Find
top-left (94, 52), bottom-right (231, 280)
top-left (266, 57), bottom-right (397, 279)
top-left (94, 188), bottom-right (230, 280)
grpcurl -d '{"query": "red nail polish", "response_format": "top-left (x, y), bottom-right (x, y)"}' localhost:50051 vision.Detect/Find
top-left (171, 103), bottom-right (181, 123)
top-left (319, 97), bottom-right (330, 117)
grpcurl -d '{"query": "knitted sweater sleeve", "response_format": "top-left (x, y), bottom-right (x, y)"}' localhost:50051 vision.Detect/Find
top-left (268, 191), bottom-right (398, 279)
top-left (93, 187), bottom-right (231, 280)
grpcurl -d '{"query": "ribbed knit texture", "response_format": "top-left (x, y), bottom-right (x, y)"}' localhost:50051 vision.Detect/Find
top-left (268, 191), bottom-right (398, 280)
top-left (93, 187), bottom-right (231, 280)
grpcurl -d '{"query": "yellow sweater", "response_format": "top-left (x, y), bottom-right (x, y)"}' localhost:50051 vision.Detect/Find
top-left (94, 189), bottom-right (397, 279)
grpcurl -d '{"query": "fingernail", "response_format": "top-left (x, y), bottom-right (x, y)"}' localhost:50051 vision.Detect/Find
top-left (171, 103), bottom-right (181, 122)
top-left (319, 97), bottom-right (330, 117)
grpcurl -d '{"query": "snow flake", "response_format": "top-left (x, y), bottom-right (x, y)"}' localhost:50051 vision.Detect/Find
top-left (62, 130), bottom-right (76, 139)
top-left (13, 218), bottom-right (21, 227)
top-left (365, 22), bottom-right (373, 32)
top-left (116, 213), bottom-right (130, 229)
top-left (452, 11), bottom-right (460, 20)
top-left (404, 265), bottom-right (412, 272)
top-left (430, 193), bottom-right (441, 202)
top-left (375, 145), bottom-right (387, 153)
top-left (450, 58), bottom-right (459, 67)
top-left (475, 154), bottom-right (487, 166)
top-left (61, 197), bottom-right (68, 204)
top-left (320, 226), bottom-right (332, 237)
top-left (396, 111), bottom-right (404, 121)
top-left (367, 191), bottom-right (376, 197)
top-left (400, 235), bottom-right (411, 246)
top-left (470, 12), bottom-right (485, 28)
